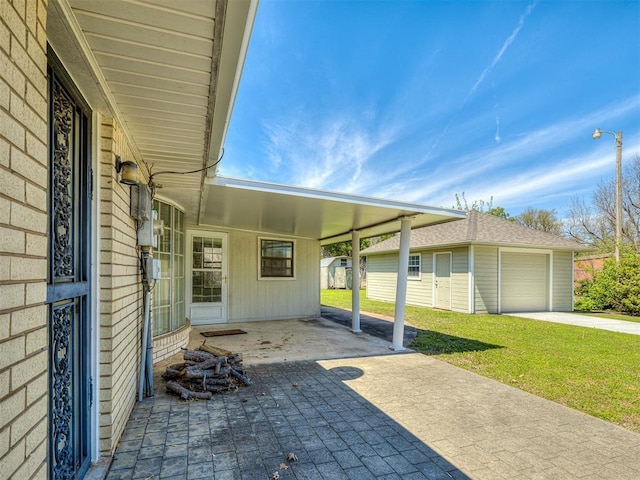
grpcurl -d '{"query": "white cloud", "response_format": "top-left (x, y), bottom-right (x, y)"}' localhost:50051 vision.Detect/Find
top-left (420, 1), bottom-right (539, 163)
top-left (361, 95), bottom-right (640, 210)
top-left (261, 111), bottom-right (398, 192)
top-left (466, 1), bottom-right (538, 101)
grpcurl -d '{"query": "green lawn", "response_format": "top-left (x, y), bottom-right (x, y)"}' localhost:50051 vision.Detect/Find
top-left (321, 290), bottom-right (640, 433)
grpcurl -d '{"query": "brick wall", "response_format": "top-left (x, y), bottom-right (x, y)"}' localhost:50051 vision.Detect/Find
top-left (152, 319), bottom-right (191, 364)
top-left (0, 0), bottom-right (49, 478)
top-left (574, 254), bottom-right (609, 287)
top-left (98, 117), bottom-right (149, 456)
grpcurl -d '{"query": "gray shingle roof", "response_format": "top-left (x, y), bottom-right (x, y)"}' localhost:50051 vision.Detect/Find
top-left (363, 210), bottom-right (590, 254)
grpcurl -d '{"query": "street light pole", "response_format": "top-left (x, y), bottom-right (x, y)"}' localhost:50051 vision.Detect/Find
top-left (592, 128), bottom-right (623, 263)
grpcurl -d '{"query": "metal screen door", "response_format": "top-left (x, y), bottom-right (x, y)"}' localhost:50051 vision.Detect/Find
top-left (187, 231), bottom-right (228, 324)
top-left (47, 52), bottom-right (92, 480)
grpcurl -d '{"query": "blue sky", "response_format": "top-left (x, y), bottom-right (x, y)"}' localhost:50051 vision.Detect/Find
top-left (221, 0), bottom-right (640, 217)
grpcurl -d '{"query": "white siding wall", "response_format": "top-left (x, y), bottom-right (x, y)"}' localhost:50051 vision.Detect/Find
top-left (366, 254), bottom-right (398, 303)
top-left (227, 230), bottom-right (321, 322)
top-left (553, 251), bottom-right (574, 311)
top-left (450, 247), bottom-right (469, 313)
top-left (367, 249), bottom-right (466, 311)
top-left (474, 246), bottom-right (499, 314)
top-left (368, 246), bottom-right (574, 315)
top-left (406, 252), bottom-right (433, 307)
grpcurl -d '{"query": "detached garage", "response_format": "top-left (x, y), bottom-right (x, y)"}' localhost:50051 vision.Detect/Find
top-left (363, 211), bottom-right (591, 314)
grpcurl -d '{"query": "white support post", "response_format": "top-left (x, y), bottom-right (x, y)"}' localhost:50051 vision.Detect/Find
top-left (351, 230), bottom-right (362, 333)
top-left (392, 217), bottom-right (412, 350)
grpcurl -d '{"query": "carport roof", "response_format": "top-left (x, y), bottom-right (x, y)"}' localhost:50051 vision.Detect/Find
top-left (200, 176), bottom-right (466, 245)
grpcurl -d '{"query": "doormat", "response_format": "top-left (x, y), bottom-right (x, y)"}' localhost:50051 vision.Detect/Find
top-left (200, 329), bottom-right (247, 337)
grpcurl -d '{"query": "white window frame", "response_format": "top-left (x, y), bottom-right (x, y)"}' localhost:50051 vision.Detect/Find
top-left (258, 237), bottom-right (296, 281)
top-left (408, 253), bottom-right (422, 280)
top-left (152, 197), bottom-right (186, 336)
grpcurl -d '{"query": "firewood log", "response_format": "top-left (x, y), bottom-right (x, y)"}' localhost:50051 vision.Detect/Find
top-left (204, 377), bottom-right (233, 386)
top-left (197, 356), bottom-right (227, 372)
top-left (182, 349), bottom-right (215, 362)
top-left (227, 353), bottom-right (243, 365)
top-left (183, 366), bottom-right (230, 379)
top-left (230, 368), bottom-right (251, 386)
top-left (166, 381), bottom-right (212, 400)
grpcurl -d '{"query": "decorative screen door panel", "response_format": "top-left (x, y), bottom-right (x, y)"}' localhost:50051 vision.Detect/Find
top-left (434, 253), bottom-right (452, 310)
top-left (47, 54), bottom-right (92, 480)
top-left (187, 232), bottom-right (228, 325)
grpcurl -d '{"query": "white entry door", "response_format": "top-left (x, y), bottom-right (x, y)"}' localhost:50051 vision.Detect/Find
top-left (434, 253), bottom-right (452, 310)
top-left (186, 231), bottom-right (228, 325)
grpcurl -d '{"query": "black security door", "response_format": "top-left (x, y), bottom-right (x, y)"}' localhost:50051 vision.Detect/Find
top-left (47, 51), bottom-right (92, 480)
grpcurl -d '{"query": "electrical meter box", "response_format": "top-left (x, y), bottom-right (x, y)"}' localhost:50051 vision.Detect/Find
top-left (143, 257), bottom-right (161, 284)
top-left (131, 184), bottom-right (152, 222)
top-left (138, 209), bottom-right (158, 248)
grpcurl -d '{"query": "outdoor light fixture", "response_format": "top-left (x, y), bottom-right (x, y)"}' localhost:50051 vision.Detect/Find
top-left (592, 128), bottom-right (623, 262)
top-left (115, 155), bottom-right (139, 185)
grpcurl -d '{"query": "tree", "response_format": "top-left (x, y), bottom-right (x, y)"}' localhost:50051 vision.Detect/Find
top-left (453, 193), bottom-right (510, 218)
top-left (513, 208), bottom-right (563, 235)
top-left (321, 234), bottom-right (394, 259)
top-left (567, 154), bottom-right (640, 252)
top-left (454, 192), bottom-right (492, 213)
top-left (322, 238), bottom-right (371, 258)
top-left (486, 206), bottom-right (511, 220)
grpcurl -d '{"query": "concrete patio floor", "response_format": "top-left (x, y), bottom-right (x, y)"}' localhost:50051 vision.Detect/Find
top-left (105, 315), bottom-right (640, 480)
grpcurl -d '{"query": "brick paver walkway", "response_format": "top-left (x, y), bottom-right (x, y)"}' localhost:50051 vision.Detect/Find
top-left (106, 353), bottom-right (640, 480)
top-left (107, 361), bottom-right (464, 479)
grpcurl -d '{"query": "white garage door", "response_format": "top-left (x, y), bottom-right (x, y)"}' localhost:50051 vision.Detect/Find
top-left (501, 252), bottom-right (548, 313)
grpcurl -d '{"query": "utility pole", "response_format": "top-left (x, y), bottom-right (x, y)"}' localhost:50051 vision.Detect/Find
top-left (592, 128), bottom-right (623, 263)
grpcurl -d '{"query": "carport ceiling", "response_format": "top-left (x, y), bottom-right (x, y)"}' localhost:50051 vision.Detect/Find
top-left (201, 177), bottom-right (466, 245)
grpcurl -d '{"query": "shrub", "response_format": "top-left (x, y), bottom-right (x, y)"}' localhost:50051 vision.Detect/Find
top-left (575, 251), bottom-right (640, 315)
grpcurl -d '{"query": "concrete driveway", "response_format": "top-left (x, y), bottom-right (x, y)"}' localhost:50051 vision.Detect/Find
top-left (505, 312), bottom-right (640, 336)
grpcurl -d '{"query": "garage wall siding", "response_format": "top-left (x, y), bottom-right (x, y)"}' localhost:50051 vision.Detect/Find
top-left (474, 246), bottom-right (498, 314)
top-left (367, 249), bottom-right (466, 311)
top-left (227, 231), bottom-right (320, 322)
top-left (367, 246), bottom-right (576, 315)
top-left (552, 251), bottom-right (574, 311)
top-left (406, 252), bottom-right (433, 307)
top-left (365, 254), bottom-right (398, 303)
top-left (450, 247), bottom-right (469, 313)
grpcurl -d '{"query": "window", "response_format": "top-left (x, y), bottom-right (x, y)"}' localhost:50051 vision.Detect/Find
top-left (259, 238), bottom-right (294, 279)
top-left (191, 236), bottom-right (223, 303)
top-left (152, 200), bottom-right (185, 336)
top-left (408, 254), bottom-right (421, 279)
